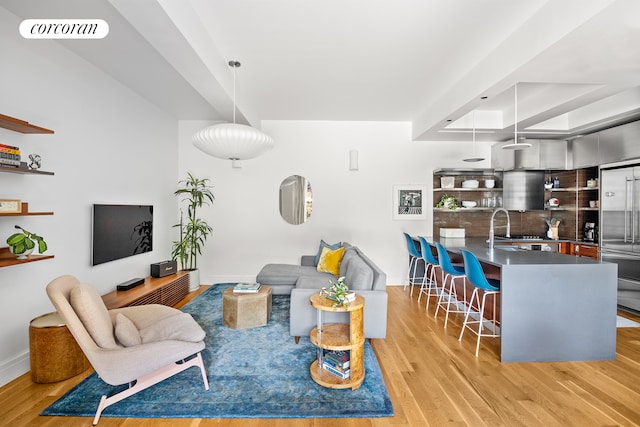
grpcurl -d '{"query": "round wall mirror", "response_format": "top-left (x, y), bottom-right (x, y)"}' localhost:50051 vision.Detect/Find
top-left (279, 175), bottom-right (312, 225)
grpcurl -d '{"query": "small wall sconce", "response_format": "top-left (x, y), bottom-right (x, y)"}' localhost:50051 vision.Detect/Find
top-left (349, 150), bottom-right (359, 171)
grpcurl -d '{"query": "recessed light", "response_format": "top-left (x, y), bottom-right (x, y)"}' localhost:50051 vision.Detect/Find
top-left (446, 119), bottom-right (452, 122)
top-left (480, 96), bottom-right (488, 99)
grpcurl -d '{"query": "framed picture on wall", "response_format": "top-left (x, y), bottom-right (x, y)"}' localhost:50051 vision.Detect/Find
top-left (393, 184), bottom-right (427, 220)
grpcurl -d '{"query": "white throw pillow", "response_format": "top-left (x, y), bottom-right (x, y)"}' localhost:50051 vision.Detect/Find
top-left (114, 313), bottom-right (142, 347)
top-left (139, 312), bottom-right (205, 344)
top-left (70, 283), bottom-right (119, 349)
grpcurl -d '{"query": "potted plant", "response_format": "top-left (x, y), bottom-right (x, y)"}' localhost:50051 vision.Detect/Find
top-left (436, 194), bottom-right (458, 210)
top-left (319, 276), bottom-right (355, 308)
top-left (171, 173), bottom-right (214, 291)
top-left (6, 225), bottom-right (47, 259)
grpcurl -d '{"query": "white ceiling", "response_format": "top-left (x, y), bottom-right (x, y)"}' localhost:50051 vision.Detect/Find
top-left (3, 0), bottom-right (640, 142)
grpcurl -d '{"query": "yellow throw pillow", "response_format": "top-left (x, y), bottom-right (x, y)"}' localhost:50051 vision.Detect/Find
top-left (317, 246), bottom-right (345, 276)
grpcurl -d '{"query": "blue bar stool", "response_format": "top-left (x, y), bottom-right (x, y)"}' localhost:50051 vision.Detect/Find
top-left (403, 233), bottom-right (423, 296)
top-left (417, 236), bottom-right (441, 312)
top-left (434, 242), bottom-right (467, 328)
top-left (458, 249), bottom-right (501, 357)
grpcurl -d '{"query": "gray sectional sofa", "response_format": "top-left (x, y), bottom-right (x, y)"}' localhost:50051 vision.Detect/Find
top-left (256, 242), bottom-right (388, 339)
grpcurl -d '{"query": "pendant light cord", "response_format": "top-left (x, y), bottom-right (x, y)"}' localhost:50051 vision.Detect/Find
top-left (514, 82), bottom-right (518, 144)
top-left (229, 60), bottom-right (241, 124)
top-left (472, 110), bottom-right (476, 156)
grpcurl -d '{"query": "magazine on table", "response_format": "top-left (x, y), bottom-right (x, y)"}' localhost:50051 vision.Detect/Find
top-left (233, 283), bottom-right (261, 293)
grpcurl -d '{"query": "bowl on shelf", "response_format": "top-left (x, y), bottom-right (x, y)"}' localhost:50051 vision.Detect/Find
top-left (461, 201), bottom-right (477, 208)
top-left (461, 180), bottom-right (479, 188)
top-left (484, 179), bottom-right (495, 188)
top-left (544, 182), bottom-right (553, 190)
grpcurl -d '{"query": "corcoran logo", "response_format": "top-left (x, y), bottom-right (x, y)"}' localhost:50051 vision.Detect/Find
top-left (19, 19), bottom-right (109, 39)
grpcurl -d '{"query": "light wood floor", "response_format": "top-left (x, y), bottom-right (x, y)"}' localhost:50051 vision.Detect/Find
top-left (2, 285), bottom-right (640, 426)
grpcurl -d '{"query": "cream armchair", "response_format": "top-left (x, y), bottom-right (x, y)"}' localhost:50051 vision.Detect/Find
top-left (46, 275), bottom-right (209, 425)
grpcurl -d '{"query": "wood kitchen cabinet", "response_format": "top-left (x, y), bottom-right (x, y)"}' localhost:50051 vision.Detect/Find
top-left (570, 242), bottom-right (599, 260)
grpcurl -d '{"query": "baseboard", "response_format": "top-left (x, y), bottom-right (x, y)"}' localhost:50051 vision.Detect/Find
top-left (0, 351), bottom-right (29, 387)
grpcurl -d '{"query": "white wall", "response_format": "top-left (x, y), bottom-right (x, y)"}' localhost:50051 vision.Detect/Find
top-left (178, 120), bottom-right (492, 287)
top-left (0, 8), bottom-right (178, 385)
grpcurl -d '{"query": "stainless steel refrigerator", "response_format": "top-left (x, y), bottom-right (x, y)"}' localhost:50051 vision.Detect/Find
top-left (600, 163), bottom-right (640, 313)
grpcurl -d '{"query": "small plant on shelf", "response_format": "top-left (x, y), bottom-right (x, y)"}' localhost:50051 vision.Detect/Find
top-left (436, 194), bottom-right (458, 210)
top-left (319, 276), bottom-right (355, 308)
top-left (6, 225), bottom-right (47, 258)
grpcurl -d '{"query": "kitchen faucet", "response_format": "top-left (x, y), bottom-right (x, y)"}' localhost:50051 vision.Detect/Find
top-left (488, 208), bottom-right (511, 249)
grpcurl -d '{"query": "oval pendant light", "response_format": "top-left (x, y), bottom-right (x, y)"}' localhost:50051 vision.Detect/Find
top-left (192, 61), bottom-right (274, 167)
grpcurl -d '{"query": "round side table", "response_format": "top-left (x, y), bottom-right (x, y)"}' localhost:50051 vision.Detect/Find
top-left (29, 312), bottom-right (90, 383)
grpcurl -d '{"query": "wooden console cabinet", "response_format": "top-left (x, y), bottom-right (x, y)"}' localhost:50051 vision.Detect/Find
top-left (102, 272), bottom-right (189, 309)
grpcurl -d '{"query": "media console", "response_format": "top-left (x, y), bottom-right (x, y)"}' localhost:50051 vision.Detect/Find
top-left (102, 271), bottom-right (189, 309)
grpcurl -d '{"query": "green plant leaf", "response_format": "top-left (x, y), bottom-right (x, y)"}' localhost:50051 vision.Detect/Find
top-left (37, 239), bottom-right (47, 253)
top-left (6, 233), bottom-right (25, 245)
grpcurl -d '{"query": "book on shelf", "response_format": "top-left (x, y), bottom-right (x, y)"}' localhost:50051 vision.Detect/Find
top-left (323, 349), bottom-right (350, 370)
top-left (233, 282), bottom-right (261, 293)
top-left (0, 144), bottom-right (21, 167)
top-left (322, 361), bottom-right (350, 379)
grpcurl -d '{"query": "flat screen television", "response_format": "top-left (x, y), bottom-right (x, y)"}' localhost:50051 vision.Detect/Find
top-left (92, 204), bottom-right (153, 266)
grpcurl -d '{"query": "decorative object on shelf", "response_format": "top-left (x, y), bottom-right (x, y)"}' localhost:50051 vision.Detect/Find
top-left (172, 173), bottom-right (214, 291)
top-left (440, 176), bottom-right (454, 189)
top-left (6, 225), bottom-right (47, 259)
top-left (28, 153), bottom-right (41, 170)
top-left (461, 201), bottom-right (477, 208)
top-left (544, 181), bottom-right (553, 189)
top-left (461, 179), bottom-right (479, 188)
top-left (548, 197), bottom-right (560, 207)
top-left (192, 61), bottom-right (274, 168)
top-left (393, 184), bottom-right (427, 220)
top-left (0, 199), bottom-right (22, 213)
top-left (553, 176), bottom-right (560, 188)
top-left (436, 194), bottom-right (458, 210)
top-left (319, 276), bottom-right (355, 308)
top-left (587, 178), bottom-right (597, 188)
top-left (484, 179), bottom-right (495, 188)
top-left (502, 83), bottom-right (532, 150)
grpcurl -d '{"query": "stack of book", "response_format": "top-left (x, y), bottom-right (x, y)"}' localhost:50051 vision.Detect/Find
top-left (322, 349), bottom-right (350, 379)
top-left (233, 283), bottom-right (261, 293)
top-left (0, 144), bottom-right (21, 168)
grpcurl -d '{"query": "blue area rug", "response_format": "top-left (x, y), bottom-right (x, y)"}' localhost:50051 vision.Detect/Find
top-left (41, 284), bottom-right (394, 420)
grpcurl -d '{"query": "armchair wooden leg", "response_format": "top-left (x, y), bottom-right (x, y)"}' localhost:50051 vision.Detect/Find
top-left (295, 336), bottom-right (300, 344)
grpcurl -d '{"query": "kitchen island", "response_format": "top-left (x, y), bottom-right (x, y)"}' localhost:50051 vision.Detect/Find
top-left (430, 237), bottom-right (617, 362)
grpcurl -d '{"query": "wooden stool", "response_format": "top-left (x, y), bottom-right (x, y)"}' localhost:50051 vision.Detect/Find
top-left (222, 285), bottom-right (272, 329)
top-left (29, 312), bottom-right (90, 383)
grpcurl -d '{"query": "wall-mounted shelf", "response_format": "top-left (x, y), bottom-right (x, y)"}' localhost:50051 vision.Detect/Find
top-left (0, 247), bottom-right (54, 268)
top-left (0, 203), bottom-right (53, 217)
top-left (0, 113), bottom-right (54, 134)
top-left (0, 163), bottom-right (54, 176)
top-left (434, 187), bottom-right (503, 192)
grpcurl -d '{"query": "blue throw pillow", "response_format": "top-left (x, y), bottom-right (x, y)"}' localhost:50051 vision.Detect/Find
top-left (314, 240), bottom-right (342, 266)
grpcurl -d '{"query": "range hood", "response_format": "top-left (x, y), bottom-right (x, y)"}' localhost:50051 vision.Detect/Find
top-left (503, 171), bottom-right (544, 211)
